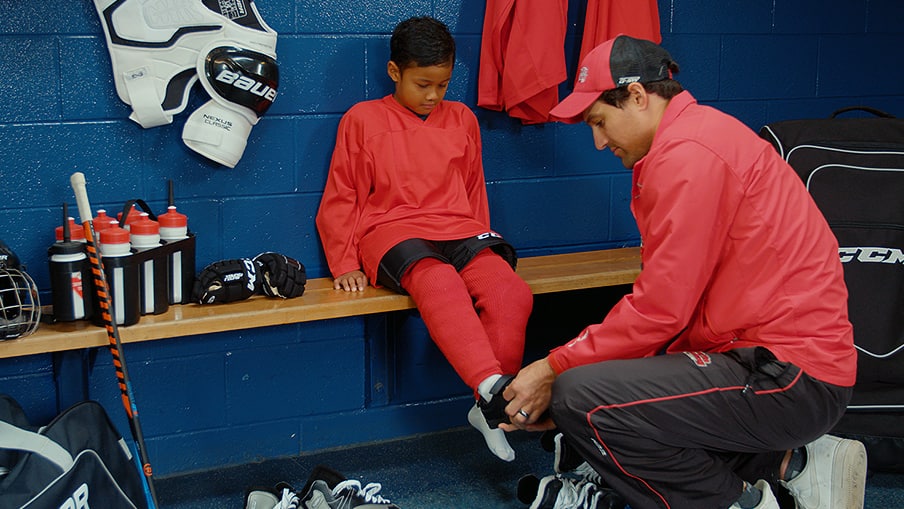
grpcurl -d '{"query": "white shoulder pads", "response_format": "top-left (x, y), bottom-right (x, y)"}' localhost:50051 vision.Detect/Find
top-left (94, 0), bottom-right (277, 129)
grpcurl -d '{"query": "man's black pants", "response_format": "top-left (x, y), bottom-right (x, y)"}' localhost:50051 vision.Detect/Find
top-left (549, 347), bottom-right (852, 509)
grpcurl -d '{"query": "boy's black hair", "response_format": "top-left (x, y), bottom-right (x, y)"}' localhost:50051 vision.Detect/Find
top-left (390, 16), bottom-right (455, 69)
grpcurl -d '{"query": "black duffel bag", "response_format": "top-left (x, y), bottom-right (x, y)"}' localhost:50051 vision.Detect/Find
top-left (0, 395), bottom-right (148, 509)
top-left (760, 107), bottom-right (904, 472)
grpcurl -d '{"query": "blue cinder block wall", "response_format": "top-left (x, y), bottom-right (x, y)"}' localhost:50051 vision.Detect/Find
top-left (2, 0), bottom-right (903, 476)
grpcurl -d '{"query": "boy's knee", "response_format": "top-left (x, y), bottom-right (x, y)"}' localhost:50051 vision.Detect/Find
top-left (508, 275), bottom-right (534, 305)
top-left (497, 267), bottom-right (533, 299)
top-left (477, 264), bottom-right (533, 307)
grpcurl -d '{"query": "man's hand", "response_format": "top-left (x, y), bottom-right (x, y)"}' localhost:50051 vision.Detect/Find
top-left (334, 270), bottom-right (368, 292)
top-left (500, 357), bottom-right (558, 432)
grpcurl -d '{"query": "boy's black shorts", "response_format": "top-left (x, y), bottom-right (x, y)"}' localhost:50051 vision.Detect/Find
top-left (376, 233), bottom-right (517, 294)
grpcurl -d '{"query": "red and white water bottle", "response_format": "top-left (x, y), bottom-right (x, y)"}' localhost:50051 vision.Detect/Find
top-left (100, 226), bottom-right (131, 257)
top-left (158, 206), bottom-right (190, 304)
top-left (129, 213), bottom-right (161, 252)
top-left (93, 209), bottom-right (116, 231)
top-left (118, 204), bottom-right (142, 231)
top-left (55, 218), bottom-right (85, 243)
top-left (129, 213), bottom-right (167, 316)
top-left (96, 225), bottom-right (140, 326)
top-left (158, 206), bottom-right (188, 242)
top-left (91, 210), bottom-right (116, 249)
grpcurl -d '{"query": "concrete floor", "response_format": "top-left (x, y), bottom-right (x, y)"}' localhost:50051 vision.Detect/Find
top-left (156, 427), bottom-right (904, 508)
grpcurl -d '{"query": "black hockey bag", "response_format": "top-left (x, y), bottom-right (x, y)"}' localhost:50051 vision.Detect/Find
top-left (760, 107), bottom-right (904, 472)
top-left (0, 395), bottom-right (148, 508)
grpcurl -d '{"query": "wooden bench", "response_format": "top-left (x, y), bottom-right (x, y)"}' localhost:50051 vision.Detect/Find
top-left (0, 247), bottom-right (641, 359)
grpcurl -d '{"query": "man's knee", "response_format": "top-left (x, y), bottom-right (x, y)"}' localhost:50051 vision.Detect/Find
top-left (549, 368), bottom-right (588, 432)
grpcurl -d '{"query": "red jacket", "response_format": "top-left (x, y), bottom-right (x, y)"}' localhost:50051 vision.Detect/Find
top-left (316, 96), bottom-right (494, 284)
top-left (549, 92), bottom-right (857, 387)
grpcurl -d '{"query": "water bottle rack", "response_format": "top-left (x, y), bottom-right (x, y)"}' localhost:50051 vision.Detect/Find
top-left (46, 233), bottom-right (196, 327)
top-left (130, 232), bottom-right (197, 307)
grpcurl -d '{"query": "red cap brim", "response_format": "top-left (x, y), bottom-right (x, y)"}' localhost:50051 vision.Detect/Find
top-left (549, 90), bottom-right (602, 124)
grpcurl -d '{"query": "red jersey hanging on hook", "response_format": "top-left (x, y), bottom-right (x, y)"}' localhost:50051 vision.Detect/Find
top-left (477, 0), bottom-right (568, 124)
top-left (578, 0), bottom-right (662, 65)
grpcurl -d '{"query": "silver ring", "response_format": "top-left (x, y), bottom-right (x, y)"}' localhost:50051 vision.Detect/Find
top-left (518, 409), bottom-right (530, 419)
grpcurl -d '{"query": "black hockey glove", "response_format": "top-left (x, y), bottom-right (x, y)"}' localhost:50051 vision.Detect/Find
top-left (253, 252), bottom-right (306, 298)
top-left (192, 258), bottom-right (261, 304)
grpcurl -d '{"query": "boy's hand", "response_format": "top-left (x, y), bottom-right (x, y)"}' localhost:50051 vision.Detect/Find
top-left (335, 270), bottom-right (368, 292)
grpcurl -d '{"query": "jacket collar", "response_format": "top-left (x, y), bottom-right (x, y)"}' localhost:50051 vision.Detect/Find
top-left (634, 90), bottom-right (697, 174)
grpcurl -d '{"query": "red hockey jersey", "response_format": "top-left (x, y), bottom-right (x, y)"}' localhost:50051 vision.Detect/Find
top-left (316, 96), bottom-right (495, 284)
top-left (578, 0), bottom-right (662, 65)
top-left (478, 0), bottom-right (567, 124)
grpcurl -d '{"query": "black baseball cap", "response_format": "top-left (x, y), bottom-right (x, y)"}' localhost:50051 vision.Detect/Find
top-left (550, 35), bottom-right (675, 123)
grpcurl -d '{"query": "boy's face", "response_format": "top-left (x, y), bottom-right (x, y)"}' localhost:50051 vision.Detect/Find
top-left (388, 60), bottom-right (453, 116)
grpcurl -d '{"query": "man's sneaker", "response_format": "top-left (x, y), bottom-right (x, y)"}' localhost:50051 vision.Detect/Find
top-left (298, 465), bottom-right (400, 509)
top-left (730, 479), bottom-right (780, 509)
top-left (541, 431), bottom-right (585, 473)
top-left (245, 482), bottom-right (300, 509)
top-left (540, 430), bottom-right (595, 476)
top-left (477, 374), bottom-right (514, 428)
top-left (298, 480), bottom-right (335, 509)
top-left (541, 431), bottom-right (610, 490)
top-left (780, 434), bottom-right (867, 509)
top-left (517, 474), bottom-right (625, 509)
top-left (330, 478), bottom-right (398, 508)
top-left (245, 489), bottom-right (279, 509)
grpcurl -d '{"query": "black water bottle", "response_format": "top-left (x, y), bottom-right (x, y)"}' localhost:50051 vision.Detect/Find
top-left (48, 205), bottom-right (94, 321)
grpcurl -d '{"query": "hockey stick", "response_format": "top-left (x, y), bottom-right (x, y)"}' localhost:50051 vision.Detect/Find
top-left (70, 172), bottom-right (159, 509)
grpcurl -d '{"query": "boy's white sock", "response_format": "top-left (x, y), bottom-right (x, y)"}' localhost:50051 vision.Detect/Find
top-left (468, 404), bottom-right (515, 461)
top-left (477, 374), bottom-right (502, 401)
